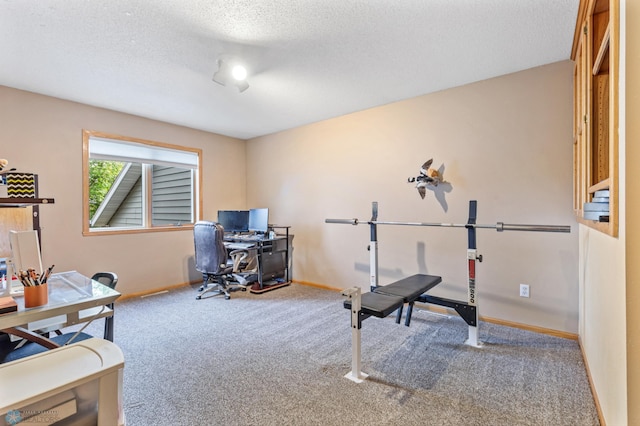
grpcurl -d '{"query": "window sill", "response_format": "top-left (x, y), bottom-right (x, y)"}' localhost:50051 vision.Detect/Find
top-left (82, 224), bottom-right (194, 237)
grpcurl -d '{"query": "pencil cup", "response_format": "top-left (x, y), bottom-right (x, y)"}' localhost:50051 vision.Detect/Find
top-left (24, 283), bottom-right (48, 308)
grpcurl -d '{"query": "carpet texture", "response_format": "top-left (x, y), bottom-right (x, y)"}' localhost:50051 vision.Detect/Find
top-left (74, 283), bottom-right (599, 425)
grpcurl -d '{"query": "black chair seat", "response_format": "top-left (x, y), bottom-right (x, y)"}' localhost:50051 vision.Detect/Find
top-left (2, 332), bottom-right (93, 363)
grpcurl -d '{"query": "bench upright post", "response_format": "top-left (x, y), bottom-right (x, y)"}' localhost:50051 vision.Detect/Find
top-left (342, 287), bottom-right (369, 383)
top-left (465, 201), bottom-right (482, 348)
top-left (369, 202), bottom-right (379, 290)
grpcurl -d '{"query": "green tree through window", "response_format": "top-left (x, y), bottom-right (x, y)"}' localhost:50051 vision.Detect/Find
top-left (88, 160), bottom-right (124, 220)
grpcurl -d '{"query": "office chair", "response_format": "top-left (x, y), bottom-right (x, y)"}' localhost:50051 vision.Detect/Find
top-left (194, 221), bottom-right (251, 300)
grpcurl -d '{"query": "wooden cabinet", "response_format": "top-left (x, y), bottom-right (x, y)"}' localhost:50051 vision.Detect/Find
top-left (0, 174), bottom-right (54, 259)
top-left (572, 0), bottom-right (619, 236)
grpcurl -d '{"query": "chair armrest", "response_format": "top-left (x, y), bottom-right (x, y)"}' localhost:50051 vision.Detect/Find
top-left (1, 327), bottom-right (60, 350)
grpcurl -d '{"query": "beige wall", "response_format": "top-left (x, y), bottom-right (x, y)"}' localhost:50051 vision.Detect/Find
top-left (247, 60), bottom-right (579, 333)
top-left (580, 225), bottom-right (626, 423)
top-left (0, 86), bottom-right (247, 295)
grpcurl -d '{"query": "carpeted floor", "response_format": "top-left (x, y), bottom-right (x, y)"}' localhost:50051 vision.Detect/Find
top-left (77, 283), bottom-right (599, 426)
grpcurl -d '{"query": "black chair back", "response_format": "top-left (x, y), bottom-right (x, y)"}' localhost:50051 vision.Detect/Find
top-left (91, 272), bottom-right (118, 290)
top-left (91, 272), bottom-right (118, 342)
top-left (194, 221), bottom-right (228, 275)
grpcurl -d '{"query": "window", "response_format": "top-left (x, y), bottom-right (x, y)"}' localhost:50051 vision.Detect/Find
top-left (82, 130), bottom-right (202, 235)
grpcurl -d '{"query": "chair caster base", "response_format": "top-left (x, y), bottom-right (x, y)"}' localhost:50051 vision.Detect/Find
top-left (196, 288), bottom-right (233, 300)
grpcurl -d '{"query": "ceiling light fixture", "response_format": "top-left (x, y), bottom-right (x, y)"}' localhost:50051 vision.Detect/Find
top-left (231, 65), bottom-right (247, 81)
top-left (212, 58), bottom-right (249, 93)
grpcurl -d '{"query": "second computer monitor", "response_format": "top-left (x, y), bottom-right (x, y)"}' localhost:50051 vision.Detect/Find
top-left (248, 208), bottom-right (269, 234)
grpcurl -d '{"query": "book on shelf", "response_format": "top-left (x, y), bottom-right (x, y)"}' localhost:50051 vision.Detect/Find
top-left (583, 202), bottom-right (610, 212)
top-left (593, 189), bottom-right (610, 198)
top-left (592, 196), bottom-right (609, 203)
top-left (0, 296), bottom-right (17, 314)
top-left (583, 211), bottom-right (610, 221)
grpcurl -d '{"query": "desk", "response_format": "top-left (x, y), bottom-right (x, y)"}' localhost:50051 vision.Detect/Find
top-left (0, 271), bottom-right (120, 338)
top-left (224, 228), bottom-right (292, 293)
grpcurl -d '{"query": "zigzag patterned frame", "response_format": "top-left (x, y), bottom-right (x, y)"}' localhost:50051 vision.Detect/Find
top-left (5, 173), bottom-right (36, 198)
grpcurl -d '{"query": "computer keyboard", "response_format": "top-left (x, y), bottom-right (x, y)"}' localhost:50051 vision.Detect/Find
top-left (225, 242), bottom-right (255, 250)
top-left (224, 233), bottom-right (266, 242)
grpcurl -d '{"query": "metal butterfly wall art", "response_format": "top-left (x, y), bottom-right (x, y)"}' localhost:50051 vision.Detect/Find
top-left (408, 158), bottom-right (443, 199)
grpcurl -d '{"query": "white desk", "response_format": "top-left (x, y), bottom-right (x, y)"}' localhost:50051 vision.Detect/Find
top-left (0, 271), bottom-right (120, 336)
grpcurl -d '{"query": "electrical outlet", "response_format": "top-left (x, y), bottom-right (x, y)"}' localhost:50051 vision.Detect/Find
top-left (519, 284), bottom-right (530, 298)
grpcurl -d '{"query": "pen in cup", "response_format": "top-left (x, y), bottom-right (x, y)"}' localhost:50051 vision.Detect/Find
top-left (17, 265), bottom-right (54, 287)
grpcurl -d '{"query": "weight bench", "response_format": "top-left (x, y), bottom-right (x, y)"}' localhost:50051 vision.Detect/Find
top-left (343, 274), bottom-right (442, 328)
top-left (341, 274), bottom-right (442, 383)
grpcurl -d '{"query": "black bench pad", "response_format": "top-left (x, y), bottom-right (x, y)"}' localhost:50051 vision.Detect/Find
top-left (344, 292), bottom-right (404, 318)
top-left (343, 274), bottom-right (442, 319)
top-left (374, 274), bottom-right (442, 302)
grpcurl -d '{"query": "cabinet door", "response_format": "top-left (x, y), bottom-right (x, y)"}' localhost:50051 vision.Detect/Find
top-left (590, 5), bottom-right (610, 186)
top-left (573, 23), bottom-right (589, 214)
top-left (572, 0), bottom-right (618, 236)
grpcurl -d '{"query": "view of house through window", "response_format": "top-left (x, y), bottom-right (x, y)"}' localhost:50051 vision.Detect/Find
top-left (83, 130), bottom-right (202, 235)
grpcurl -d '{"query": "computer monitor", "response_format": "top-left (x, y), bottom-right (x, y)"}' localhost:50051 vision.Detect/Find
top-left (248, 208), bottom-right (269, 234)
top-left (217, 210), bottom-right (249, 233)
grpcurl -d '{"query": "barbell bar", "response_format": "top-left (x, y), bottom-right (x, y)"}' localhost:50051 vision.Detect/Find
top-left (324, 218), bottom-right (570, 233)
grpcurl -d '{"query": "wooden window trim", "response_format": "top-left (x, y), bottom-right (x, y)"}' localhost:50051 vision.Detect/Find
top-left (82, 130), bottom-right (203, 236)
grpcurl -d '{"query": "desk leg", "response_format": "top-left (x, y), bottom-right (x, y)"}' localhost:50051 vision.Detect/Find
top-left (257, 244), bottom-right (264, 289)
top-left (285, 228), bottom-right (290, 283)
top-left (65, 306), bottom-right (106, 344)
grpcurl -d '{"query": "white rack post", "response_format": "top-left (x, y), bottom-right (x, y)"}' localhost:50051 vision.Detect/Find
top-left (341, 287), bottom-right (369, 383)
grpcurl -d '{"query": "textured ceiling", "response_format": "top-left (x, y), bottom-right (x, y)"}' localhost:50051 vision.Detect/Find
top-left (0, 0), bottom-right (579, 140)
